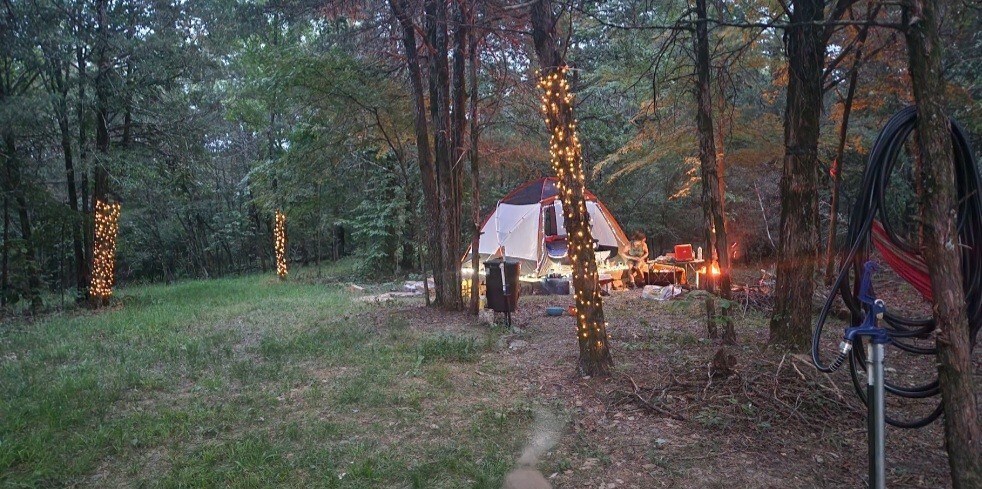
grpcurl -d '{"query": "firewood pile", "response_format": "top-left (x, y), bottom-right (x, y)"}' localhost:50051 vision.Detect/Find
top-left (733, 283), bottom-right (773, 312)
top-left (731, 269), bottom-right (774, 312)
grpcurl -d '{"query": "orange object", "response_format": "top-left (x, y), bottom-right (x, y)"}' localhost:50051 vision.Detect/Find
top-left (674, 244), bottom-right (694, 261)
top-left (567, 306), bottom-right (577, 316)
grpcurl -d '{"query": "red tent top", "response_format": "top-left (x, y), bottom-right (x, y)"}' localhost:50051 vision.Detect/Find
top-left (499, 177), bottom-right (598, 205)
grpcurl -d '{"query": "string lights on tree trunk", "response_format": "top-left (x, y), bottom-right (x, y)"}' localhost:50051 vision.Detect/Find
top-left (538, 66), bottom-right (613, 375)
top-left (274, 209), bottom-right (288, 279)
top-left (89, 199), bottom-right (121, 304)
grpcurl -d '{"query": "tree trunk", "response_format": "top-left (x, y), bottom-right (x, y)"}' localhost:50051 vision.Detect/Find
top-left (467, 3), bottom-right (481, 316)
top-left (450, 0), bottom-right (469, 310)
top-left (77, 41), bottom-right (91, 290)
top-left (531, 0), bottom-right (613, 376)
top-left (904, 1), bottom-right (981, 486)
top-left (1, 192), bottom-right (7, 309)
top-left (3, 134), bottom-right (42, 312)
top-left (52, 61), bottom-right (86, 296)
top-left (768, 0), bottom-right (824, 351)
top-left (316, 181), bottom-right (322, 276)
top-left (824, 6), bottom-right (874, 286)
top-left (426, 0), bottom-right (463, 310)
top-left (714, 120), bottom-right (726, 217)
top-left (389, 0), bottom-right (445, 307)
top-left (694, 0), bottom-right (734, 343)
top-left (90, 0), bottom-right (114, 305)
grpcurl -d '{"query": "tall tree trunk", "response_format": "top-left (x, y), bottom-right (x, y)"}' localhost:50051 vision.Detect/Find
top-left (714, 119), bottom-right (726, 217)
top-left (450, 0), bottom-right (469, 311)
top-left (90, 0), bottom-right (113, 304)
top-left (93, 0), bottom-right (110, 205)
top-left (77, 41), bottom-right (91, 290)
top-left (768, 0), bottom-right (825, 351)
top-left (52, 61), bottom-right (86, 296)
top-left (1, 192), bottom-right (7, 309)
top-left (531, 0), bottom-right (613, 376)
top-left (427, 0), bottom-right (463, 310)
top-left (824, 6), bottom-right (874, 286)
top-left (3, 134), bottom-right (42, 312)
top-left (904, 1), bottom-right (981, 486)
top-left (696, 0), bottom-right (717, 338)
top-left (316, 181), bottom-right (322, 275)
top-left (467, 4), bottom-right (481, 316)
top-left (694, 0), bottom-right (734, 344)
top-left (389, 0), bottom-right (444, 307)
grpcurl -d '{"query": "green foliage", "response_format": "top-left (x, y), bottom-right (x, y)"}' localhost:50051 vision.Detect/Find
top-left (348, 161), bottom-right (416, 277)
top-left (3, 0), bottom-right (980, 311)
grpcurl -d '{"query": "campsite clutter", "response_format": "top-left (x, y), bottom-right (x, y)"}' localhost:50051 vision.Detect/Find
top-left (352, 177), bottom-right (756, 319)
top-left (463, 177), bottom-right (716, 322)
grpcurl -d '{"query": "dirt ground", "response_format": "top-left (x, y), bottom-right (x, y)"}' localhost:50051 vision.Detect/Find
top-left (383, 282), bottom-right (975, 489)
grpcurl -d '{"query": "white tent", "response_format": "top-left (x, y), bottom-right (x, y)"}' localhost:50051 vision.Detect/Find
top-left (464, 177), bottom-right (630, 275)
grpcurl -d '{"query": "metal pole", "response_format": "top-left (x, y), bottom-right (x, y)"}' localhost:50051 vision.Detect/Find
top-left (866, 341), bottom-right (886, 489)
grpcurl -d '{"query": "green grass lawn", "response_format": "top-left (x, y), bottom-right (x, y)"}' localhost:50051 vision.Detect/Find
top-left (0, 269), bottom-right (529, 488)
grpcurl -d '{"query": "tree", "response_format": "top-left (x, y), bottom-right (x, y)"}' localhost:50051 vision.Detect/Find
top-left (903, 0), bottom-right (981, 485)
top-left (388, 0), bottom-right (464, 310)
top-left (37, 6), bottom-right (87, 297)
top-left (693, 0), bottom-right (734, 344)
top-left (467, 1), bottom-right (482, 315)
top-left (823, 5), bottom-right (877, 286)
top-left (0, 2), bottom-right (42, 313)
top-left (767, 0), bottom-right (827, 351)
top-left (531, 0), bottom-right (613, 376)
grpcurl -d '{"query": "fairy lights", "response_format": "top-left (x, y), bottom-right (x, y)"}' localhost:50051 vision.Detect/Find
top-left (89, 199), bottom-right (121, 302)
top-left (274, 209), bottom-right (288, 279)
top-left (538, 66), bottom-right (611, 366)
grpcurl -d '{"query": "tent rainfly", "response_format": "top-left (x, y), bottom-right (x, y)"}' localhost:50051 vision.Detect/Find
top-left (464, 177), bottom-right (630, 275)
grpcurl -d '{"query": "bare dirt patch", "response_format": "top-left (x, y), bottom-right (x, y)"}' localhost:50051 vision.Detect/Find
top-left (392, 288), bottom-right (958, 489)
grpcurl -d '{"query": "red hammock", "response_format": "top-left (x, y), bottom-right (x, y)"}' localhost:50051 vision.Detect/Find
top-left (871, 220), bottom-right (933, 301)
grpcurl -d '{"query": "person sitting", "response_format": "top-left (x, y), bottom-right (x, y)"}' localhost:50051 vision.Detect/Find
top-left (621, 231), bottom-right (649, 288)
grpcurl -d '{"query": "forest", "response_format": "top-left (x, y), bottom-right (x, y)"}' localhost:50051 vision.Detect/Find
top-left (1, 0), bottom-right (980, 487)
top-left (2, 0), bottom-right (974, 308)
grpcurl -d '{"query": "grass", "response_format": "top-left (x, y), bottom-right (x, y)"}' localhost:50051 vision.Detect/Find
top-left (0, 266), bottom-right (528, 488)
top-left (416, 334), bottom-right (485, 364)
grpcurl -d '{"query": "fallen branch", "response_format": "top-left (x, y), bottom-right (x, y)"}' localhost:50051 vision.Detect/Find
top-left (611, 375), bottom-right (687, 421)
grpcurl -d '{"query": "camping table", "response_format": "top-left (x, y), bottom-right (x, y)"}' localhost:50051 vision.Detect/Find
top-left (646, 262), bottom-right (685, 285)
top-left (653, 258), bottom-right (705, 288)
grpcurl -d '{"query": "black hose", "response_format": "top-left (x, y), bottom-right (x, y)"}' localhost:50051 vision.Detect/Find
top-left (812, 106), bottom-right (981, 428)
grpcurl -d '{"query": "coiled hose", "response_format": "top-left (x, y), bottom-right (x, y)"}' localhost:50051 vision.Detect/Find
top-left (812, 106), bottom-right (981, 428)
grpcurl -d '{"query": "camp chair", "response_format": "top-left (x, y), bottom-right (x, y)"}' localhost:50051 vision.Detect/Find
top-left (544, 234), bottom-right (568, 259)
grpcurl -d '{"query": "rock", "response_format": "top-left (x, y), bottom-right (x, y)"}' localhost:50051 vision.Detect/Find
top-left (509, 339), bottom-right (529, 350)
top-left (503, 468), bottom-right (552, 489)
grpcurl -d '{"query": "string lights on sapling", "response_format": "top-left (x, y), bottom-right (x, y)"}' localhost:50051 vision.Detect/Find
top-left (274, 209), bottom-right (288, 279)
top-left (89, 199), bottom-right (121, 303)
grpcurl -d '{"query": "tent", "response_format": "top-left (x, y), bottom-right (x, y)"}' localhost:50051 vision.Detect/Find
top-left (464, 177), bottom-right (630, 275)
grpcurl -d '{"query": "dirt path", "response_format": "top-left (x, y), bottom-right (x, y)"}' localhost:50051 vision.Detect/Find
top-left (503, 404), bottom-right (565, 489)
